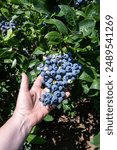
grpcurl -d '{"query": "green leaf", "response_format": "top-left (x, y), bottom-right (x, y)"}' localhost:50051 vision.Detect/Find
top-left (17, 54), bottom-right (26, 63)
top-left (4, 59), bottom-right (12, 64)
top-left (11, 59), bottom-right (17, 68)
top-left (30, 126), bottom-right (36, 134)
top-left (79, 19), bottom-right (96, 36)
top-left (82, 83), bottom-right (90, 94)
top-left (85, 3), bottom-right (100, 21)
top-left (10, 0), bottom-right (49, 13)
top-left (63, 104), bottom-right (71, 112)
top-left (2, 87), bottom-right (8, 93)
top-left (79, 68), bottom-right (94, 82)
top-left (29, 59), bottom-right (39, 68)
top-left (96, 56), bottom-right (100, 63)
top-left (45, 31), bottom-right (62, 45)
top-left (30, 0), bottom-right (49, 14)
top-left (0, 8), bottom-right (9, 18)
top-left (3, 29), bottom-right (15, 41)
top-left (91, 132), bottom-right (100, 147)
top-left (0, 48), bottom-right (14, 59)
top-left (58, 5), bottom-right (77, 30)
top-left (76, 10), bottom-right (86, 18)
top-left (9, 0), bottom-right (29, 5)
top-left (27, 134), bottom-right (46, 144)
top-left (64, 32), bottom-right (83, 44)
top-left (44, 114), bottom-right (54, 122)
top-left (90, 79), bottom-right (100, 90)
top-left (45, 19), bottom-right (68, 35)
top-left (33, 47), bottom-right (45, 55)
top-left (62, 99), bottom-right (69, 105)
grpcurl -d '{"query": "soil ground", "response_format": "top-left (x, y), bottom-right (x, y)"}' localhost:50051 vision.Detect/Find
top-left (33, 99), bottom-right (100, 150)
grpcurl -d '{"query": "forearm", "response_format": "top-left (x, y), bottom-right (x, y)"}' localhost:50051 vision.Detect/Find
top-left (0, 115), bottom-right (32, 150)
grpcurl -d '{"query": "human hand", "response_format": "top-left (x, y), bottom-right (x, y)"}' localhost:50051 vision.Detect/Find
top-left (13, 73), bottom-right (70, 128)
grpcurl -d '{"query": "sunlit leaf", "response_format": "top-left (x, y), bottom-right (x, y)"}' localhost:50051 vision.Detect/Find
top-left (45, 19), bottom-right (68, 35)
top-left (27, 134), bottom-right (46, 144)
top-left (44, 114), bottom-right (54, 122)
top-left (45, 31), bottom-right (62, 45)
top-left (79, 19), bottom-right (96, 36)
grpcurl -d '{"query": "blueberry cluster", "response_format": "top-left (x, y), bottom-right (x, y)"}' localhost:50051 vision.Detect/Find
top-left (22, 48), bottom-right (30, 57)
top-left (41, 22), bottom-right (47, 27)
top-left (74, 0), bottom-right (86, 7)
top-left (0, 20), bottom-right (17, 36)
top-left (37, 53), bottom-right (82, 106)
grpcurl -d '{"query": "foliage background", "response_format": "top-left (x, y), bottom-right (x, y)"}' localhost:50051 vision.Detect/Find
top-left (0, 0), bottom-right (100, 149)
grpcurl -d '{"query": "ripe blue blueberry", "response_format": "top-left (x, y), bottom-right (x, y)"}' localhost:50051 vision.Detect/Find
top-left (57, 81), bottom-right (63, 86)
top-left (51, 58), bottom-right (57, 63)
top-left (78, 64), bottom-right (82, 70)
top-left (72, 70), bottom-right (80, 76)
top-left (43, 98), bottom-right (50, 105)
top-left (41, 71), bottom-right (46, 77)
top-left (52, 84), bottom-right (58, 92)
top-left (68, 57), bottom-right (73, 62)
top-left (63, 75), bottom-right (69, 81)
top-left (47, 78), bottom-right (53, 84)
top-left (44, 74), bottom-right (49, 79)
top-left (0, 19), bottom-right (17, 36)
top-left (37, 53), bottom-right (82, 106)
top-left (59, 86), bottom-right (64, 91)
top-left (66, 66), bottom-right (72, 72)
top-left (48, 66), bottom-right (53, 71)
top-left (46, 70), bottom-right (51, 76)
top-left (54, 91), bottom-right (61, 97)
top-left (61, 63), bottom-right (66, 69)
top-left (71, 77), bottom-right (76, 81)
top-left (45, 83), bottom-right (51, 89)
top-left (56, 75), bottom-right (62, 81)
top-left (45, 92), bottom-right (52, 99)
top-left (51, 70), bottom-right (56, 76)
top-left (57, 69), bottom-right (61, 74)
top-left (45, 15), bottom-right (49, 19)
top-left (63, 80), bottom-right (68, 86)
top-left (77, 0), bottom-right (84, 3)
top-left (52, 64), bottom-right (58, 71)
top-left (58, 97), bottom-right (63, 103)
top-left (41, 22), bottom-right (47, 27)
top-left (61, 91), bottom-right (65, 98)
top-left (51, 95), bottom-right (58, 105)
top-left (46, 60), bottom-right (51, 65)
top-left (63, 53), bottom-right (69, 59)
top-left (73, 63), bottom-right (79, 69)
top-left (46, 55), bottom-right (52, 60)
top-left (66, 73), bottom-right (72, 79)
top-left (59, 69), bottom-right (65, 75)
top-left (58, 60), bottom-right (63, 65)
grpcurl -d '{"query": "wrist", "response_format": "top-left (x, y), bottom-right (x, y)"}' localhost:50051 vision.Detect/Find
top-left (12, 112), bottom-right (33, 136)
top-left (0, 114), bottom-right (33, 150)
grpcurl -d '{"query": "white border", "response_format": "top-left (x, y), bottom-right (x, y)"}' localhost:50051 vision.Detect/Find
top-left (100, 0), bottom-right (117, 149)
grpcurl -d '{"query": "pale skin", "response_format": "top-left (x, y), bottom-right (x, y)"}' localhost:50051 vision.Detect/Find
top-left (0, 73), bottom-right (70, 150)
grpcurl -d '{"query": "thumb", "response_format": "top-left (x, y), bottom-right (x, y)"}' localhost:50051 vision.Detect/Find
top-left (20, 73), bottom-right (29, 92)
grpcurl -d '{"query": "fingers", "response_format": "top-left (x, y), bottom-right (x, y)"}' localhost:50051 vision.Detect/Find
top-left (45, 105), bottom-right (55, 112)
top-left (20, 73), bottom-right (29, 92)
top-left (43, 87), bottom-right (50, 93)
top-left (33, 75), bottom-right (43, 88)
top-left (65, 91), bottom-right (70, 98)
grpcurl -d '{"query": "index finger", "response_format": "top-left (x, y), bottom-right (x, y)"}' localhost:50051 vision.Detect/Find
top-left (33, 75), bottom-right (43, 88)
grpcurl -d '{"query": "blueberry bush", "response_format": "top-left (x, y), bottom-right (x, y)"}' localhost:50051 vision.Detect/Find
top-left (0, 0), bottom-right (100, 149)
